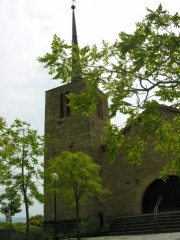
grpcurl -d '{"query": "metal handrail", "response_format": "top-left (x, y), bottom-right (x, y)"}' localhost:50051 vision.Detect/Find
top-left (154, 195), bottom-right (163, 233)
top-left (154, 195), bottom-right (162, 215)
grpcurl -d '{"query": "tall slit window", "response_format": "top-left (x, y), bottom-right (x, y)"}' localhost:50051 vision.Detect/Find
top-left (60, 92), bottom-right (71, 118)
top-left (66, 91), bottom-right (70, 116)
top-left (97, 98), bottom-right (103, 120)
top-left (60, 93), bottom-right (64, 118)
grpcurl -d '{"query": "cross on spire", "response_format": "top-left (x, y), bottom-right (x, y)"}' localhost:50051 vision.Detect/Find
top-left (71, 0), bottom-right (76, 10)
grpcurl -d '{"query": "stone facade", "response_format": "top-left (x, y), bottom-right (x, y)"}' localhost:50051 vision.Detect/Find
top-left (44, 78), bottom-right (180, 223)
top-left (102, 107), bottom-right (180, 217)
top-left (44, 79), bottom-right (109, 222)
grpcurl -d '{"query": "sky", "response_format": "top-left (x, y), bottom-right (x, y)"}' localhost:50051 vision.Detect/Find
top-left (0, 0), bottom-right (179, 218)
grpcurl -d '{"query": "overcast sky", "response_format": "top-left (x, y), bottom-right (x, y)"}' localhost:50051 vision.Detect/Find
top-left (0, 0), bottom-right (179, 218)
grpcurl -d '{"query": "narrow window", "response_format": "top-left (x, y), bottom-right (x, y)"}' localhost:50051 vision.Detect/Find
top-left (66, 91), bottom-right (70, 116)
top-left (97, 98), bottom-right (103, 120)
top-left (60, 92), bottom-right (71, 118)
top-left (60, 93), bottom-right (64, 118)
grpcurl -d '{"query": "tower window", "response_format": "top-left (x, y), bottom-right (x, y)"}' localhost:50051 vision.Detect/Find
top-left (97, 98), bottom-right (103, 120)
top-left (66, 91), bottom-right (70, 117)
top-left (60, 92), bottom-right (71, 118)
top-left (60, 93), bottom-right (64, 118)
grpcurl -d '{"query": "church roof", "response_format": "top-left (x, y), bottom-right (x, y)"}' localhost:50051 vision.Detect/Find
top-left (123, 105), bottom-right (180, 134)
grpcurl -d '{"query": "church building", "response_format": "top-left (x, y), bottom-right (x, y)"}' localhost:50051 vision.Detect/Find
top-left (43, 3), bottom-right (180, 234)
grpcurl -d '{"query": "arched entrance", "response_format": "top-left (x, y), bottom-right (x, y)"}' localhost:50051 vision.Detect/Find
top-left (142, 176), bottom-right (180, 213)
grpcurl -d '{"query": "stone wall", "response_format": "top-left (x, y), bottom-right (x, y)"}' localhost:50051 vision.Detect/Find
top-left (102, 107), bottom-right (179, 217)
top-left (44, 79), bottom-right (180, 222)
top-left (44, 80), bottom-right (110, 221)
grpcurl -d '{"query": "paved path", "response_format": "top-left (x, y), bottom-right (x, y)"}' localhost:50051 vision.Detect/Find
top-left (88, 232), bottom-right (180, 240)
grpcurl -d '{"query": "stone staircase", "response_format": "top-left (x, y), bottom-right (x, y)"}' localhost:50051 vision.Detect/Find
top-left (109, 211), bottom-right (180, 235)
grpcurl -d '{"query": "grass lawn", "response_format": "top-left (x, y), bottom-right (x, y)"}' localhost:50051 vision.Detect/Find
top-left (0, 221), bottom-right (53, 240)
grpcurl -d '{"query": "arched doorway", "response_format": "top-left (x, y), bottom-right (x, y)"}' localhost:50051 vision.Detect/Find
top-left (142, 176), bottom-right (180, 213)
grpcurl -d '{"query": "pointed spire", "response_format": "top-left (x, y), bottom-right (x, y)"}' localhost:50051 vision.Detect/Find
top-left (71, 4), bottom-right (78, 46)
top-left (71, 2), bottom-right (81, 82)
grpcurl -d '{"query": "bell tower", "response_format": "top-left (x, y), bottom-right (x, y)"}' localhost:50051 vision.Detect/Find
top-left (44, 3), bottom-right (109, 225)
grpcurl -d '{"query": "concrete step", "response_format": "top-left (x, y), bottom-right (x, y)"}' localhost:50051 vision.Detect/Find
top-left (109, 211), bottom-right (180, 236)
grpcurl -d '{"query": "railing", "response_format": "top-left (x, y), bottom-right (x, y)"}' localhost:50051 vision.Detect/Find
top-left (154, 195), bottom-right (163, 233)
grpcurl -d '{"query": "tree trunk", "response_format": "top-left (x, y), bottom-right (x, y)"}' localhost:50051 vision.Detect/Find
top-left (24, 190), bottom-right (30, 240)
top-left (22, 146), bottom-right (30, 240)
top-left (9, 216), bottom-right (12, 228)
top-left (75, 198), bottom-right (80, 240)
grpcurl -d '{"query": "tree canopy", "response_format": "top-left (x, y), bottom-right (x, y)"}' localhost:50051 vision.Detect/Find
top-left (46, 151), bottom-right (110, 239)
top-left (0, 118), bottom-right (44, 240)
top-left (46, 151), bottom-right (109, 203)
top-left (0, 186), bottom-right (21, 226)
top-left (38, 5), bottom-right (180, 177)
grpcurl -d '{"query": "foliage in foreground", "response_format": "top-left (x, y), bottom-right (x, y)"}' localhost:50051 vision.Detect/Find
top-left (79, 217), bottom-right (111, 237)
top-left (29, 214), bottom-right (44, 227)
top-left (0, 186), bottom-right (21, 226)
top-left (46, 151), bottom-right (110, 240)
top-left (0, 222), bottom-right (53, 240)
top-left (0, 118), bottom-right (44, 240)
top-left (38, 5), bottom-right (180, 177)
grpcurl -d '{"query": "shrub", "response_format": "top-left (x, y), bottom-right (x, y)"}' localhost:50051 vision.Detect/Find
top-left (30, 219), bottom-right (42, 227)
top-left (79, 217), bottom-right (100, 237)
top-left (29, 214), bottom-right (43, 227)
top-left (0, 222), bottom-right (10, 229)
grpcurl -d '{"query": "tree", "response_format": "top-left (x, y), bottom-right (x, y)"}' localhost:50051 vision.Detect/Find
top-left (0, 119), bottom-right (44, 240)
top-left (0, 117), bottom-right (12, 178)
top-left (46, 151), bottom-right (110, 240)
top-left (38, 5), bottom-right (180, 176)
top-left (0, 187), bottom-right (21, 227)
